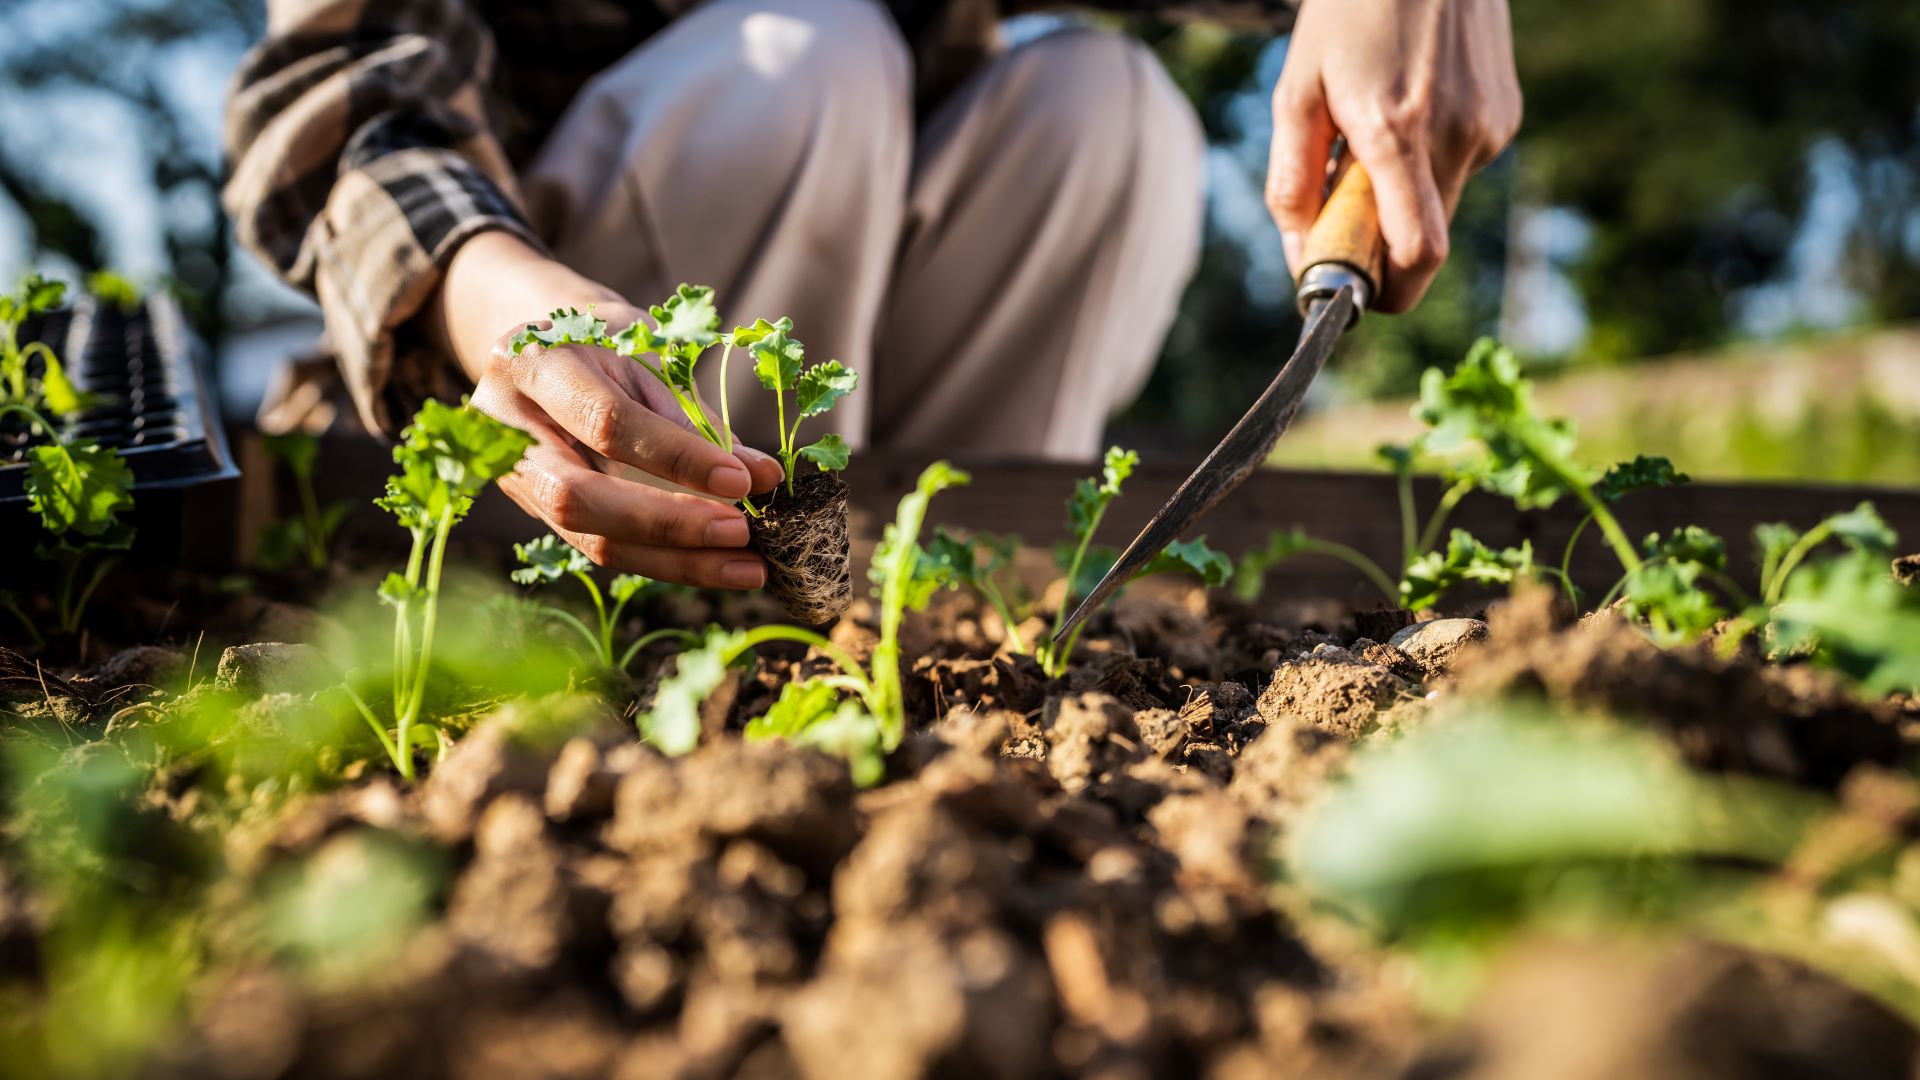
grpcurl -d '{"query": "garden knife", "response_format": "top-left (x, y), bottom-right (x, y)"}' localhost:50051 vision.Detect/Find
top-left (1051, 160), bottom-right (1386, 645)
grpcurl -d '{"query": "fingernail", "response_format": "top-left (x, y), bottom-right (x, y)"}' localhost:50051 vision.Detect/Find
top-left (720, 560), bottom-right (765, 589)
top-left (704, 517), bottom-right (750, 547)
top-left (708, 462), bottom-right (751, 499)
top-left (1282, 231), bottom-right (1303, 271)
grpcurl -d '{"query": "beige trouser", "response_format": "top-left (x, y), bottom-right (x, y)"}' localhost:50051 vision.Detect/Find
top-left (521, 0), bottom-right (1204, 462)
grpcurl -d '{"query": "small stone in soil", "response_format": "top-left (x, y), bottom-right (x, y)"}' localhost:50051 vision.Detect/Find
top-left (1388, 617), bottom-right (1490, 680)
top-left (214, 642), bottom-right (334, 697)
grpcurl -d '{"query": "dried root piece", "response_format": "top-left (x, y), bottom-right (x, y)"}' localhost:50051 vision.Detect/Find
top-left (748, 472), bottom-right (853, 625)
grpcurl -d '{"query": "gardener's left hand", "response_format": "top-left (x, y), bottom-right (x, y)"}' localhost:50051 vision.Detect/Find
top-left (1265, 0), bottom-right (1523, 313)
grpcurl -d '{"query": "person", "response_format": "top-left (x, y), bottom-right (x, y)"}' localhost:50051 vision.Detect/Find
top-left (226, 0), bottom-right (1519, 592)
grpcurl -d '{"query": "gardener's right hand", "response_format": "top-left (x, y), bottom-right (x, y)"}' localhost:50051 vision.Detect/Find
top-left (425, 231), bottom-right (781, 589)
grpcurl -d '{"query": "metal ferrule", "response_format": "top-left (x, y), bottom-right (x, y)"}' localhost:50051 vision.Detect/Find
top-left (1295, 262), bottom-right (1372, 325)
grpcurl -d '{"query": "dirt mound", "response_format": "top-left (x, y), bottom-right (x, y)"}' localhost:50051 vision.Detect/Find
top-left (1450, 590), bottom-right (1908, 788)
top-left (153, 691), bottom-right (1412, 1080)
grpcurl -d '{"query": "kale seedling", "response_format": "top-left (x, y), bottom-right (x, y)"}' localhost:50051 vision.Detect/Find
top-left (0, 274), bottom-right (89, 418)
top-left (0, 275), bottom-right (131, 640)
top-left (347, 398), bottom-right (533, 779)
top-left (1039, 448), bottom-right (1228, 675)
top-left (1412, 338), bottom-right (1715, 637)
top-left (509, 286), bottom-right (859, 512)
top-left (729, 316), bottom-right (856, 494)
top-left (12, 437), bottom-right (135, 640)
top-left (1232, 526), bottom-right (1400, 607)
top-left (511, 533), bottom-right (697, 670)
top-left (255, 433), bottom-right (349, 572)
top-left (1770, 537), bottom-right (1920, 695)
top-left (927, 528), bottom-right (1026, 650)
top-left (1754, 501), bottom-right (1896, 605)
top-left (636, 462), bottom-right (971, 783)
top-left (924, 449), bottom-right (1227, 673)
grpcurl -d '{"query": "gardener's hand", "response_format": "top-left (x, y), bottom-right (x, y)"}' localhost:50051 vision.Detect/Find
top-left (426, 231), bottom-right (782, 589)
top-left (1266, 0), bottom-right (1521, 313)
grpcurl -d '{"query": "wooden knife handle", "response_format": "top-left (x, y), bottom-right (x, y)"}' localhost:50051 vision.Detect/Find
top-left (1298, 159), bottom-right (1386, 312)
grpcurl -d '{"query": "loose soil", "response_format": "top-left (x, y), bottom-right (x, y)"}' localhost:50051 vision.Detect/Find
top-left (4, 581), bottom-right (1919, 1078)
top-left (746, 473), bottom-right (853, 626)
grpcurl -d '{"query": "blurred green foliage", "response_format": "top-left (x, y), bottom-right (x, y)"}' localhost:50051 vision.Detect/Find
top-left (1125, 0), bottom-right (1920, 449)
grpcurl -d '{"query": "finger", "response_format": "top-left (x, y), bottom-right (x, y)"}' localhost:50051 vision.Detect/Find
top-left (732, 443), bottom-right (785, 494)
top-left (514, 350), bottom-right (755, 499)
top-left (553, 528), bottom-right (768, 591)
top-left (1265, 70), bottom-right (1338, 273)
top-left (1345, 125), bottom-right (1452, 314)
top-left (613, 345), bottom-right (787, 493)
top-left (501, 443), bottom-right (753, 549)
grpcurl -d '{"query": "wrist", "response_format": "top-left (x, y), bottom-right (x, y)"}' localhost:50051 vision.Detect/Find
top-left (427, 229), bottom-right (624, 382)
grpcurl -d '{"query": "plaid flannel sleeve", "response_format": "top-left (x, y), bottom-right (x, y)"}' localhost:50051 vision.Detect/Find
top-left (224, 0), bottom-right (544, 437)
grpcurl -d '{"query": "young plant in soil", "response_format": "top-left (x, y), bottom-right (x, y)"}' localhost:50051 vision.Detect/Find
top-left (734, 317), bottom-right (858, 624)
top-left (346, 398), bottom-right (533, 779)
top-left (931, 447), bottom-right (1229, 676)
top-left (1232, 339), bottom-right (1705, 628)
top-left (0, 274), bottom-right (90, 419)
top-left (636, 462), bottom-right (970, 784)
top-left (255, 433), bottom-right (348, 572)
top-left (1735, 500), bottom-right (1908, 683)
top-left (510, 533), bottom-right (697, 670)
top-left (0, 275), bottom-right (133, 643)
top-left (509, 286), bottom-right (861, 623)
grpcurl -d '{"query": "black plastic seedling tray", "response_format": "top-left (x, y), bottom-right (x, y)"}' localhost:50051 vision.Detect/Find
top-left (0, 295), bottom-right (236, 502)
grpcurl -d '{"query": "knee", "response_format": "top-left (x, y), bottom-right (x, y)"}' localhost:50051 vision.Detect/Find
top-left (998, 28), bottom-right (1204, 181)
top-left (736, 0), bottom-right (911, 115)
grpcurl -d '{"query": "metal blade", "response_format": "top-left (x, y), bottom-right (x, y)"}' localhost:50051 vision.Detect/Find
top-left (1050, 283), bottom-right (1355, 646)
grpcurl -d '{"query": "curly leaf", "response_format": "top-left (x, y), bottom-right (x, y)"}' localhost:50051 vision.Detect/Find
top-left (928, 528), bottom-right (1016, 585)
top-left (396, 397), bottom-right (534, 496)
top-left (1625, 562), bottom-right (1725, 645)
top-left (1643, 525), bottom-right (1727, 571)
top-left (648, 284), bottom-right (721, 349)
top-left (1414, 339), bottom-right (1583, 509)
top-left (377, 572), bottom-right (422, 610)
top-left (38, 354), bottom-right (94, 416)
top-left (1101, 446), bottom-right (1139, 497)
top-left (1233, 526), bottom-right (1313, 601)
top-left (609, 320), bottom-right (660, 358)
top-left (752, 329), bottom-right (805, 393)
top-left (1824, 501), bottom-right (1897, 554)
top-left (797, 432), bottom-right (850, 472)
top-left (1597, 455), bottom-right (1689, 502)
top-left (510, 307), bottom-right (608, 354)
top-left (1136, 536), bottom-right (1231, 587)
top-left (796, 360), bottom-right (858, 419)
top-left (512, 534), bottom-right (590, 586)
top-left (610, 575), bottom-right (650, 602)
top-left (726, 316), bottom-right (791, 350)
top-left (25, 439), bottom-right (133, 539)
top-left (871, 462), bottom-right (971, 610)
top-left (1400, 529), bottom-right (1533, 611)
top-left (1772, 551), bottom-right (1920, 694)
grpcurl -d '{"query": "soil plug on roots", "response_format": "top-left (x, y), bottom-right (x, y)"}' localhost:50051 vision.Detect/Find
top-left (748, 471), bottom-right (853, 624)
